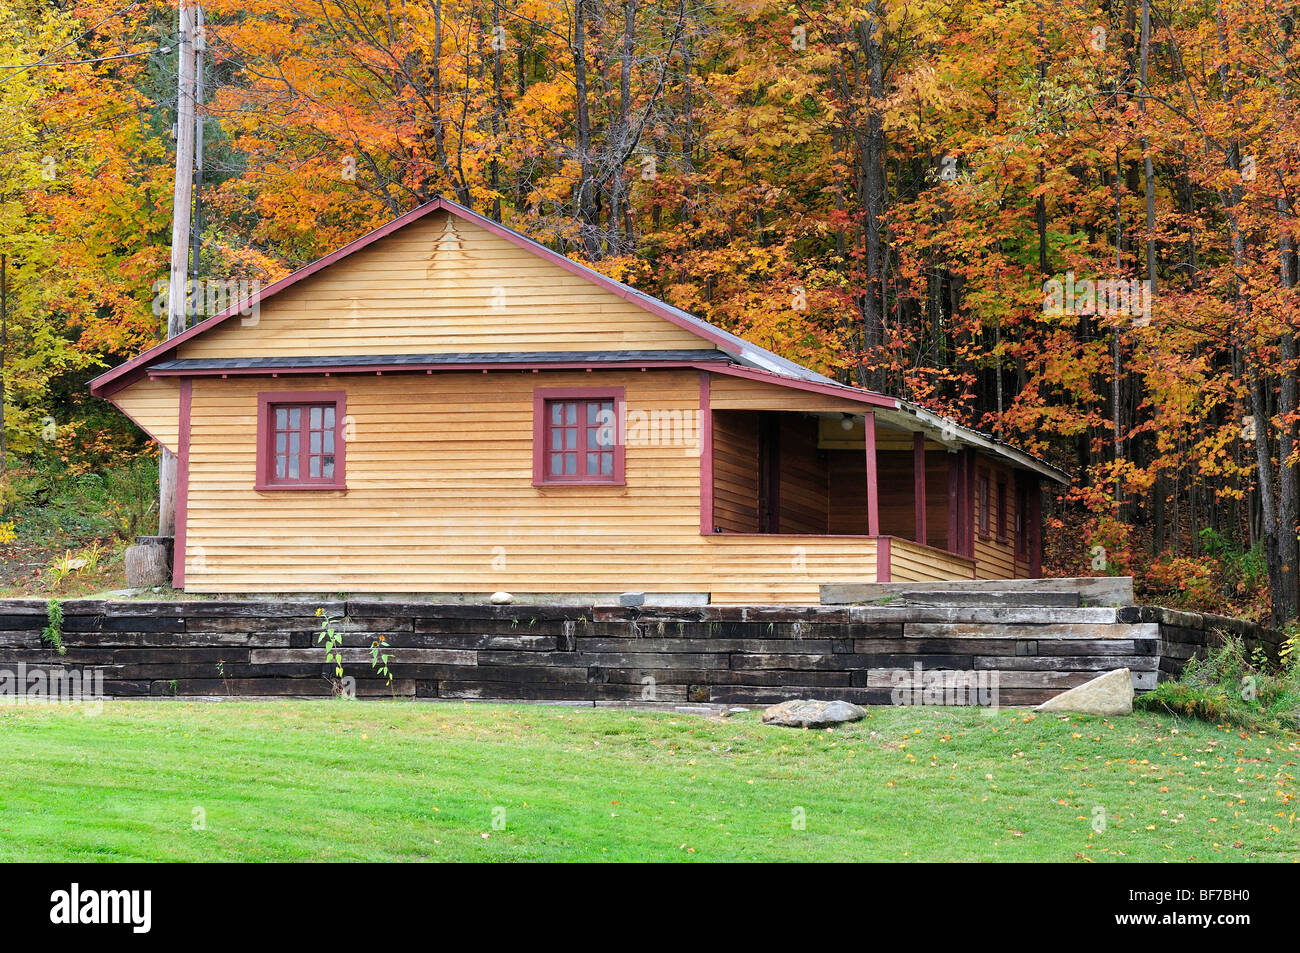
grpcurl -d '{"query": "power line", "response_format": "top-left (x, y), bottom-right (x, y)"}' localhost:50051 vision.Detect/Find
top-left (0, 0), bottom-right (144, 86)
top-left (0, 46), bottom-right (169, 70)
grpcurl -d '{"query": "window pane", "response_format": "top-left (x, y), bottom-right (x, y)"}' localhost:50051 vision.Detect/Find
top-left (309, 457), bottom-right (320, 478)
top-left (275, 408), bottom-right (288, 429)
top-left (551, 430), bottom-right (563, 451)
top-left (551, 402), bottom-right (563, 425)
top-left (288, 408), bottom-right (300, 429)
top-left (287, 455), bottom-right (299, 479)
top-left (587, 429), bottom-right (598, 450)
top-left (587, 452), bottom-right (598, 474)
top-left (550, 453), bottom-right (562, 475)
top-left (310, 431), bottom-right (321, 454)
top-left (275, 432), bottom-right (286, 453)
top-left (323, 431), bottom-right (334, 453)
top-left (288, 433), bottom-right (299, 456)
top-left (310, 406), bottom-right (322, 430)
top-left (564, 453), bottom-right (576, 475)
top-left (323, 459), bottom-right (334, 480)
top-left (565, 403), bottom-right (576, 425)
top-left (275, 455), bottom-right (286, 479)
top-left (600, 453), bottom-right (613, 475)
top-left (324, 406), bottom-right (335, 430)
top-left (586, 402), bottom-right (598, 426)
top-left (565, 428), bottom-right (576, 450)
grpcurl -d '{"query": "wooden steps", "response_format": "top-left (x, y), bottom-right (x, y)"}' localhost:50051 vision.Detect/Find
top-left (820, 576), bottom-right (1134, 608)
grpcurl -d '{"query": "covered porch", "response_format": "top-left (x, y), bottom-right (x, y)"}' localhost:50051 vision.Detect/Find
top-left (699, 400), bottom-right (985, 584)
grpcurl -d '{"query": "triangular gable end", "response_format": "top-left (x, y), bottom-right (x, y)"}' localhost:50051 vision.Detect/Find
top-left (90, 198), bottom-right (790, 396)
top-left (178, 211), bottom-right (717, 360)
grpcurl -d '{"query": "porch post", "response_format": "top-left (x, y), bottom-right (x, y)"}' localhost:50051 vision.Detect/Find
top-left (913, 431), bottom-right (927, 545)
top-left (864, 411), bottom-right (879, 536)
top-left (698, 371), bottom-right (713, 534)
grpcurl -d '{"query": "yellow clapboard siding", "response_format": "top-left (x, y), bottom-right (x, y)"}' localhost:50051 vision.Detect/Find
top-left (889, 539), bottom-right (975, 582)
top-left (109, 376), bottom-right (181, 453)
top-left (972, 458), bottom-right (1021, 579)
top-left (178, 211), bottom-right (714, 359)
top-left (181, 369), bottom-right (888, 602)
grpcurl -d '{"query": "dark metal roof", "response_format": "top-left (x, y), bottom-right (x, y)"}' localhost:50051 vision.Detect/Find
top-left (148, 350), bottom-right (735, 372)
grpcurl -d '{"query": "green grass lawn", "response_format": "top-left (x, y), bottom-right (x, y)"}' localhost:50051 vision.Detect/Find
top-left (0, 700), bottom-right (1296, 861)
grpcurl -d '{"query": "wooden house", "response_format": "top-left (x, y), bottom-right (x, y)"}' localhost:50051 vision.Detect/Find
top-left (90, 198), bottom-right (1069, 604)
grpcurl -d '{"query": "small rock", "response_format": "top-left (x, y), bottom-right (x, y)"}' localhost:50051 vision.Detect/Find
top-left (762, 699), bottom-right (867, 728)
top-left (619, 591), bottom-right (646, 607)
top-left (1035, 668), bottom-right (1133, 716)
top-left (490, 591), bottom-right (513, 605)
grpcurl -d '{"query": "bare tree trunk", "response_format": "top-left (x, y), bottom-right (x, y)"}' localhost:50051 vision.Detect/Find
top-left (608, 0), bottom-right (637, 257)
top-left (573, 0), bottom-right (598, 258)
top-left (858, 5), bottom-right (887, 390)
top-left (489, 0), bottom-right (505, 221)
top-left (1139, 0), bottom-right (1157, 292)
top-left (1272, 9), bottom-right (1300, 620)
top-left (1111, 146), bottom-right (1124, 513)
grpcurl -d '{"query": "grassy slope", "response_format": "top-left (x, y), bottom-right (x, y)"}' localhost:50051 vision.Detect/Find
top-left (0, 701), bottom-right (1296, 862)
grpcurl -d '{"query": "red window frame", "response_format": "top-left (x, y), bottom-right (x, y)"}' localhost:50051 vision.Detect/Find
top-left (255, 390), bottom-right (347, 491)
top-left (532, 387), bottom-right (626, 486)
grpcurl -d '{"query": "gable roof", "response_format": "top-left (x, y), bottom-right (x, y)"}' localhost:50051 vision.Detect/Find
top-left (88, 196), bottom-right (1069, 485)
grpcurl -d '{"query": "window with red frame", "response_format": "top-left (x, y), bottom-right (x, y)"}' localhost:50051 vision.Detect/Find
top-left (259, 398), bottom-right (344, 489)
top-left (540, 395), bottom-right (620, 483)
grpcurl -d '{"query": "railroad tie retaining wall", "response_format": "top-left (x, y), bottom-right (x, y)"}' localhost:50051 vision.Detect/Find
top-left (2, 599), bottom-right (1278, 706)
top-left (0, 599), bottom-right (1204, 706)
top-left (1116, 606), bottom-right (1285, 681)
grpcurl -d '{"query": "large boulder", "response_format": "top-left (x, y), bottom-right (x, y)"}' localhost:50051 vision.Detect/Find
top-left (763, 699), bottom-right (867, 728)
top-left (1035, 668), bottom-right (1134, 716)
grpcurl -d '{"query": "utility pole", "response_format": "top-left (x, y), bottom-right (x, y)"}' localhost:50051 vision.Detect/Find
top-left (158, 0), bottom-right (197, 539)
top-left (191, 5), bottom-right (205, 292)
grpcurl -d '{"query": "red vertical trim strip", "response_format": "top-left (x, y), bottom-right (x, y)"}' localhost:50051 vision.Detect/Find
top-left (699, 372), bottom-right (714, 534)
top-left (877, 535), bottom-right (892, 582)
top-left (172, 378), bottom-right (192, 589)
top-left (913, 432), bottom-right (927, 545)
top-left (864, 411), bottom-right (879, 536)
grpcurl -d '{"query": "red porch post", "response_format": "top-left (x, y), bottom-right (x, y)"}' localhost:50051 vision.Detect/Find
top-left (913, 431), bottom-right (927, 545)
top-left (698, 371), bottom-right (713, 534)
top-left (864, 411), bottom-right (879, 536)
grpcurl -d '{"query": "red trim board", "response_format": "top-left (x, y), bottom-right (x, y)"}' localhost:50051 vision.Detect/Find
top-left (172, 378), bottom-right (192, 589)
top-left (699, 372), bottom-right (713, 534)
